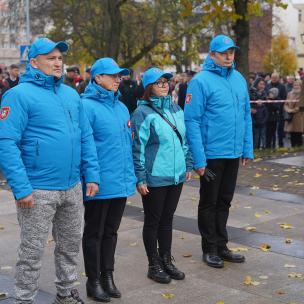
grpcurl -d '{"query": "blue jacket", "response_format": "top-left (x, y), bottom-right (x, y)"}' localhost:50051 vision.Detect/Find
top-left (82, 81), bottom-right (136, 200)
top-left (131, 96), bottom-right (192, 187)
top-left (184, 56), bottom-right (253, 169)
top-left (0, 65), bottom-right (100, 200)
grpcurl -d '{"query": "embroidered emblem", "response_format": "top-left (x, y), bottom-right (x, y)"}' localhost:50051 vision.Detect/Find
top-left (0, 106), bottom-right (10, 120)
top-left (127, 120), bottom-right (132, 128)
top-left (185, 94), bottom-right (192, 104)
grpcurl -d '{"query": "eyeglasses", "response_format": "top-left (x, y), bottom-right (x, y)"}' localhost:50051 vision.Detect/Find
top-left (154, 80), bottom-right (170, 88)
top-left (101, 74), bottom-right (122, 81)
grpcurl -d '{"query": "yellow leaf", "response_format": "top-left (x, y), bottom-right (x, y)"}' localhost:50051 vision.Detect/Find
top-left (243, 275), bottom-right (260, 286)
top-left (250, 186), bottom-right (260, 190)
top-left (288, 272), bottom-right (303, 278)
top-left (216, 301), bottom-right (225, 304)
top-left (230, 247), bottom-right (249, 252)
top-left (254, 173), bottom-right (262, 178)
top-left (47, 238), bottom-right (54, 244)
top-left (162, 293), bottom-right (175, 299)
top-left (279, 223), bottom-right (294, 229)
top-left (129, 242), bottom-right (138, 247)
top-left (0, 225), bottom-right (4, 230)
top-left (182, 253), bottom-right (192, 258)
top-left (281, 175), bottom-right (289, 178)
top-left (246, 226), bottom-right (257, 232)
top-left (253, 158), bottom-right (263, 162)
top-left (80, 272), bottom-right (86, 277)
top-left (284, 264), bottom-right (296, 268)
top-left (264, 210), bottom-right (271, 215)
top-left (259, 243), bottom-right (271, 252)
top-left (295, 182), bottom-right (304, 186)
top-left (127, 201), bottom-right (133, 205)
top-left (244, 206), bottom-right (252, 209)
top-left (285, 238), bottom-right (293, 244)
top-left (259, 275), bottom-right (269, 279)
top-left (255, 212), bottom-right (262, 218)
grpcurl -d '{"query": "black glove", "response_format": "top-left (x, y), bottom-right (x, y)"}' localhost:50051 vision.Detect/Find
top-left (204, 168), bottom-right (216, 182)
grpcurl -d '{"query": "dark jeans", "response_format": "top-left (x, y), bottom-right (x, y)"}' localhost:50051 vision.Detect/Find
top-left (82, 198), bottom-right (126, 279)
top-left (277, 117), bottom-right (285, 147)
top-left (198, 158), bottom-right (239, 253)
top-left (254, 125), bottom-right (266, 149)
top-left (266, 121), bottom-right (277, 149)
top-left (142, 184), bottom-right (183, 257)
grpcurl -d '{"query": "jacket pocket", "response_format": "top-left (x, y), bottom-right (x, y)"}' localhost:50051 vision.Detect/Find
top-left (21, 140), bottom-right (39, 170)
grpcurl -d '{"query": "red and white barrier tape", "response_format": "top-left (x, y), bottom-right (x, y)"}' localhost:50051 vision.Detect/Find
top-left (250, 100), bottom-right (299, 103)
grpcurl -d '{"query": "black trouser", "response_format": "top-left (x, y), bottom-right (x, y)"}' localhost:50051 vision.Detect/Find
top-left (266, 121), bottom-right (277, 148)
top-left (82, 198), bottom-right (126, 279)
top-left (142, 184), bottom-right (183, 258)
top-left (277, 117), bottom-right (285, 147)
top-left (198, 158), bottom-right (239, 253)
top-left (290, 132), bottom-right (303, 147)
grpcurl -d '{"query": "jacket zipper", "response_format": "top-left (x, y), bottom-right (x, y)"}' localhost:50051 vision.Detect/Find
top-left (68, 110), bottom-right (74, 184)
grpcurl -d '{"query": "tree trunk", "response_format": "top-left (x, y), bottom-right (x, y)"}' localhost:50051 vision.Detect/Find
top-left (233, 0), bottom-right (249, 79)
top-left (102, 0), bottom-right (123, 60)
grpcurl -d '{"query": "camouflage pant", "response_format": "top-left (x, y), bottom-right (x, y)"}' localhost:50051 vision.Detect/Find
top-left (14, 183), bottom-right (83, 304)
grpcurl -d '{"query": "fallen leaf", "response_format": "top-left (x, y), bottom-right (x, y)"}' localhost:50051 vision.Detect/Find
top-left (245, 226), bottom-right (257, 232)
top-left (295, 182), bottom-right (304, 186)
top-left (0, 293), bottom-right (8, 299)
top-left (244, 206), bottom-right (252, 209)
top-left (259, 243), bottom-right (271, 252)
top-left (80, 272), bottom-right (86, 277)
top-left (279, 223), bottom-right (294, 229)
top-left (162, 293), bottom-right (175, 299)
top-left (182, 253), bottom-right (192, 258)
top-left (0, 266), bottom-right (12, 270)
top-left (190, 197), bottom-right (197, 201)
top-left (243, 275), bottom-right (260, 286)
top-left (0, 225), bottom-right (4, 230)
top-left (285, 238), bottom-right (293, 244)
top-left (129, 242), bottom-right (138, 247)
top-left (73, 281), bottom-right (80, 286)
top-left (230, 247), bottom-right (249, 252)
top-left (272, 186), bottom-right (280, 191)
top-left (255, 212), bottom-right (262, 218)
top-left (259, 275), bottom-right (269, 280)
top-left (276, 289), bottom-right (286, 295)
top-left (254, 173), bottom-right (262, 178)
top-left (283, 168), bottom-right (295, 172)
top-left (284, 264), bottom-right (296, 268)
top-left (288, 272), bottom-right (303, 279)
top-left (281, 175), bottom-right (289, 178)
top-left (264, 210), bottom-right (271, 215)
top-left (127, 201), bottom-right (133, 205)
top-left (250, 186), bottom-right (260, 190)
top-left (216, 301), bottom-right (225, 304)
top-left (47, 238), bottom-right (54, 244)
top-left (253, 158), bottom-right (263, 162)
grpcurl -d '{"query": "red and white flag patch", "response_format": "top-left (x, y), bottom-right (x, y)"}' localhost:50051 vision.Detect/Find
top-left (127, 120), bottom-right (132, 128)
top-left (0, 106), bottom-right (10, 120)
top-left (185, 94), bottom-right (192, 104)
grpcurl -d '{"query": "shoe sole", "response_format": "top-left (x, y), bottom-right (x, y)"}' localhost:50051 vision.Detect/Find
top-left (221, 258), bottom-right (245, 263)
top-left (147, 274), bottom-right (171, 284)
top-left (87, 292), bottom-right (111, 303)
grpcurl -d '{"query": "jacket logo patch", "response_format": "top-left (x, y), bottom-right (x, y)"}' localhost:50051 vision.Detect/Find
top-left (127, 120), bottom-right (132, 128)
top-left (185, 94), bottom-right (192, 104)
top-left (0, 106), bottom-right (10, 120)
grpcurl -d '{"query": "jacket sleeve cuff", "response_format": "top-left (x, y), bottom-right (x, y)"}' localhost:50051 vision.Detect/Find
top-left (84, 173), bottom-right (100, 185)
top-left (14, 186), bottom-right (33, 200)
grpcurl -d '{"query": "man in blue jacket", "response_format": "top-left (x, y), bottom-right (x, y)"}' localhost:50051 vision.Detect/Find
top-left (0, 38), bottom-right (100, 304)
top-left (184, 35), bottom-right (253, 268)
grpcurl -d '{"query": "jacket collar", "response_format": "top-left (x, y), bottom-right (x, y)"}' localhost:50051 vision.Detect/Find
top-left (203, 55), bottom-right (234, 78)
top-left (138, 95), bottom-right (172, 110)
top-left (19, 64), bottom-right (63, 89)
top-left (82, 80), bottom-right (120, 104)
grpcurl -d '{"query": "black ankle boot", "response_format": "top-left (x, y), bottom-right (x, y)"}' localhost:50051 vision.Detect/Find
top-left (160, 252), bottom-right (185, 280)
top-left (86, 279), bottom-right (110, 302)
top-left (147, 254), bottom-right (171, 284)
top-left (100, 271), bottom-right (121, 298)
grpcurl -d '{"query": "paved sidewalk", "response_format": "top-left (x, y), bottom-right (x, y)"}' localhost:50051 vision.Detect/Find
top-left (0, 153), bottom-right (303, 304)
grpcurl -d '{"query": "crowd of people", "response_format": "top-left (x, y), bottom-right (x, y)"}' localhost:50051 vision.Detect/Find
top-left (0, 34), bottom-right (302, 304)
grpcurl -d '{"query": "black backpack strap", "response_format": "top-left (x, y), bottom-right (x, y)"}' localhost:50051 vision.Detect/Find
top-left (146, 103), bottom-right (183, 145)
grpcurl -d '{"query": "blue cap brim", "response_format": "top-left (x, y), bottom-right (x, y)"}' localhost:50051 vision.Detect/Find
top-left (211, 45), bottom-right (239, 53)
top-left (105, 67), bottom-right (130, 76)
top-left (54, 41), bottom-right (69, 53)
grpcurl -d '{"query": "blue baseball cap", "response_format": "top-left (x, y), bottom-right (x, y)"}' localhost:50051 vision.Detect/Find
top-left (91, 57), bottom-right (129, 78)
top-left (142, 67), bottom-right (173, 89)
top-left (209, 34), bottom-right (239, 53)
top-left (28, 37), bottom-right (68, 59)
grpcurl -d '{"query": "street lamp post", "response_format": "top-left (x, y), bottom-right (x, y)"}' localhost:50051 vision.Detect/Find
top-left (25, 0), bottom-right (31, 44)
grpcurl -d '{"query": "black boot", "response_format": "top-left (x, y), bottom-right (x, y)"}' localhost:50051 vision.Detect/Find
top-left (219, 248), bottom-right (245, 263)
top-left (86, 279), bottom-right (110, 302)
top-left (100, 271), bottom-right (121, 298)
top-left (160, 252), bottom-right (185, 280)
top-left (147, 254), bottom-right (171, 284)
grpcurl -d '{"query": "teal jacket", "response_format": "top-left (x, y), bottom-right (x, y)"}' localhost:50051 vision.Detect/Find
top-left (131, 95), bottom-right (192, 187)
